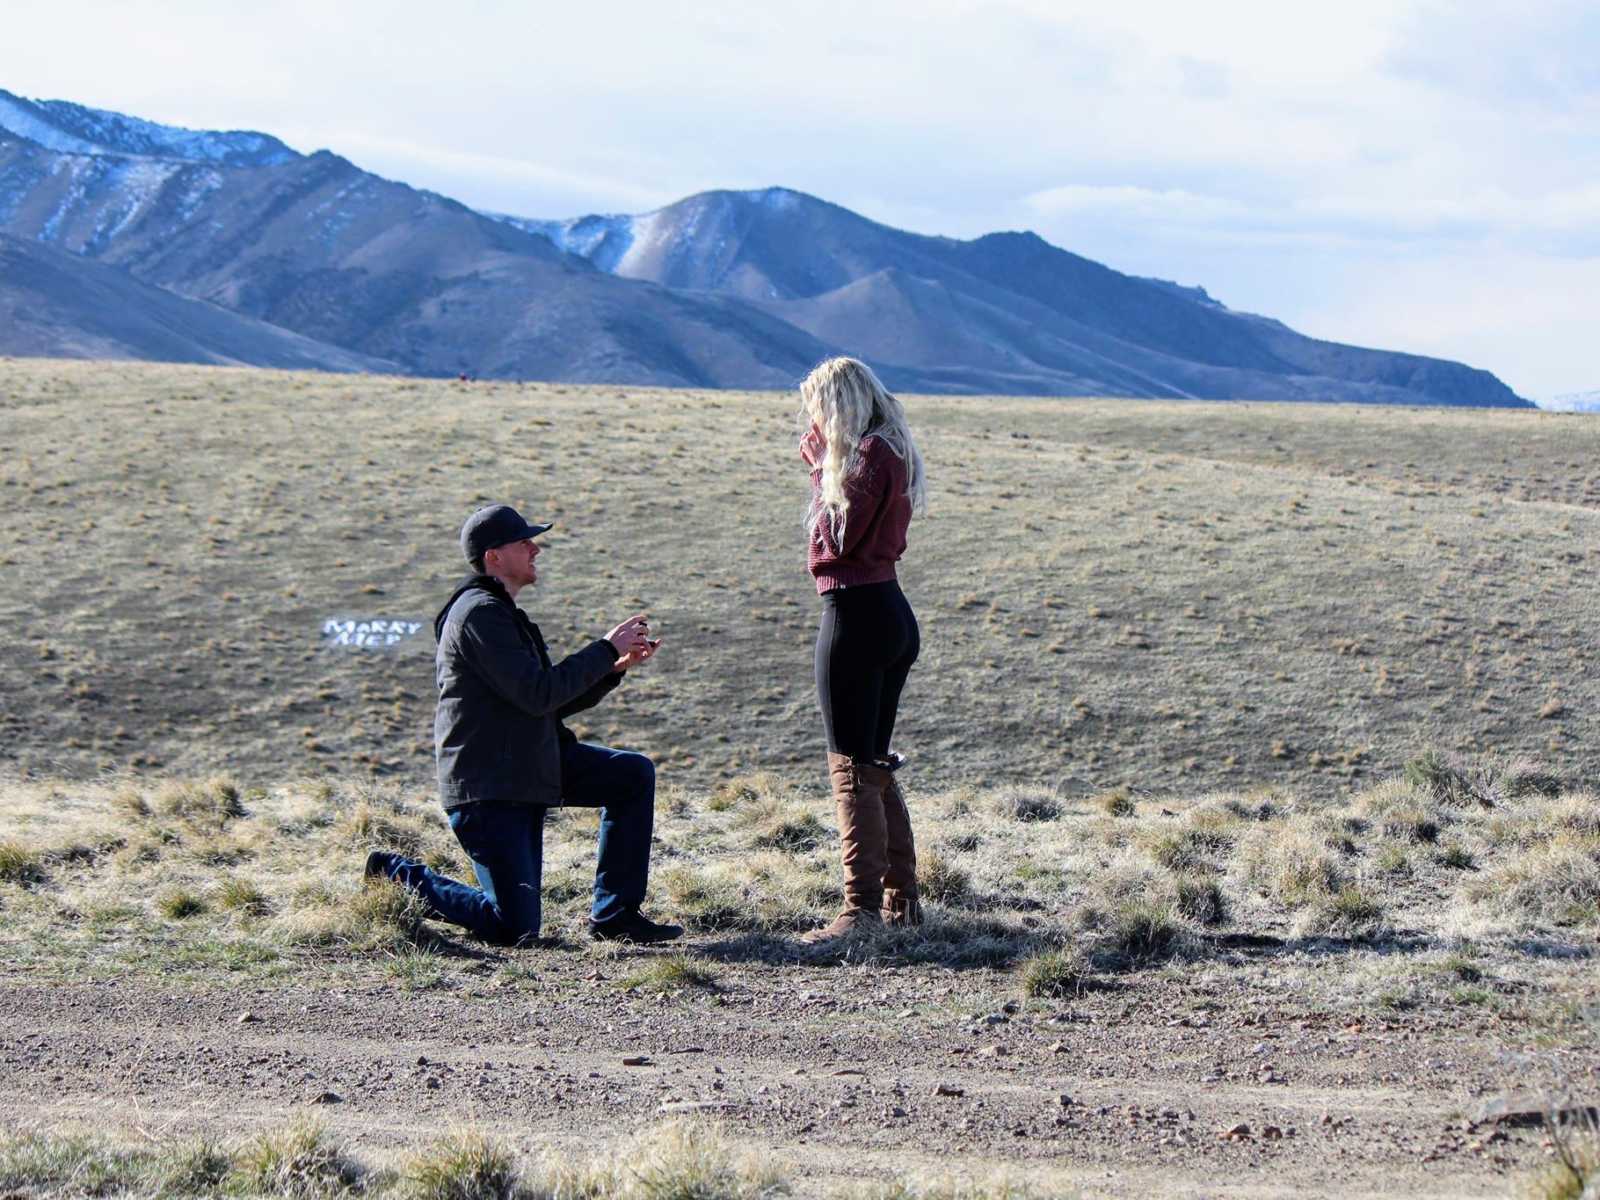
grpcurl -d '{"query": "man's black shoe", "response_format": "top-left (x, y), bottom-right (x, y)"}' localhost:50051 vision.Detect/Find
top-left (589, 909), bottom-right (684, 944)
top-left (364, 850), bottom-right (398, 882)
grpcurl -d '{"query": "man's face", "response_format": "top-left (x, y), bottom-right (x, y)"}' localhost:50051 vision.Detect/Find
top-left (489, 537), bottom-right (541, 587)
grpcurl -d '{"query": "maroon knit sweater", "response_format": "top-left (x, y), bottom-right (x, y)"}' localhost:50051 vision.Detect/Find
top-left (807, 434), bottom-right (911, 594)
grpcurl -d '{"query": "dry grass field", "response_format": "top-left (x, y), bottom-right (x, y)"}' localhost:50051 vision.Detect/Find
top-left (4, 360), bottom-right (1600, 795)
top-left (1, 358), bottom-right (1598, 1197)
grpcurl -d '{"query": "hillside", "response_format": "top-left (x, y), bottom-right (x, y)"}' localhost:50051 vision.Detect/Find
top-left (0, 234), bottom-right (397, 372)
top-left (0, 359), bottom-right (1590, 795)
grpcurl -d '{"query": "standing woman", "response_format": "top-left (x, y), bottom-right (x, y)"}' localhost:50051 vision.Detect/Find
top-left (797, 357), bottom-right (928, 944)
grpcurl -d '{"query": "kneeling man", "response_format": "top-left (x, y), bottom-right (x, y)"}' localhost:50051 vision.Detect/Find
top-left (366, 503), bottom-right (681, 945)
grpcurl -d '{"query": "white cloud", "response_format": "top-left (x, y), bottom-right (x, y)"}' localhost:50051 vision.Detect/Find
top-left (1024, 185), bottom-right (1256, 230)
top-left (1023, 178), bottom-right (1600, 246)
top-left (303, 133), bottom-right (676, 217)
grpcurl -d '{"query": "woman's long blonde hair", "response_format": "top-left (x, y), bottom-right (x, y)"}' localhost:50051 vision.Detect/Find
top-left (800, 356), bottom-right (926, 541)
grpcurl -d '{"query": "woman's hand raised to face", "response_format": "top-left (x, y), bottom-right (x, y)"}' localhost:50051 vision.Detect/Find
top-left (799, 423), bottom-right (825, 468)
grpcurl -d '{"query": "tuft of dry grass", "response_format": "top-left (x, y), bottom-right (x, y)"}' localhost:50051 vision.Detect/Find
top-left (656, 865), bottom-right (752, 933)
top-left (0, 1131), bottom-right (226, 1196)
top-left (0, 841), bottom-right (44, 885)
top-left (0, 1123), bottom-right (352, 1199)
top-left (1358, 779), bottom-right (1443, 844)
top-left (217, 875), bottom-right (271, 916)
top-left (384, 950), bottom-right (446, 991)
top-left (1171, 873), bottom-right (1228, 926)
top-left (1141, 827), bottom-right (1225, 872)
top-left (405, 1132), bottom-right (519, 1200)
top-left (918, 847), bottom-right (972, 905)
top-left (113, 788), bottom-right (151, 819)
top-left (529, 1119), bottom-right (785, 1200)
top-left (1301, 885), bottom-right (1386, 938)
top-left (749, 808), bottom-right (828, 854)
top-left (1466, 834), bottom-right (1600, 929)
top-left (156, 887), bottom-right (209, 919)
top-left (233, 1119), bottom-right (363, 1197)
top-left (620, 954), bottom-right (720, 994)
top-left (1086, 900), bottom-right (1188, 968)
top-left (1095, 789), bottom-right (1135, 818)
top-left (1374, 841), bottom-right (1411, 876)
top-left (871, 911), bottom-right (1046, 969)
top-left (155, 1137), bottom-right (234, 1195)
top-left (1549, 793), bottom-right (1600, 839)
top-left (708, 772), bottom-right (789, 813)
top-left (657, 850), bottom-right (837, 936)
top-left (154, 776), bottom-right (246, 825)
top-left (1019, 948), bottom-right (1091, 999)
top-left (993, 787), bottom-right (1060, 822)
top-left (336, 798), bottom-right (430, 858)
top-left (0, 1131), bottom-right (145, 1197)
top-left (1237, 825), bottom-right (1346, 908)
top-left (1437, 844), bottom-right (1475, 870)
top-left (276, 879), bottom-right (436, 953)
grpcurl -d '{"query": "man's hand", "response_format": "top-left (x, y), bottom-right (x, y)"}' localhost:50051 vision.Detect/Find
top-left (799, 423), bottom-right (825, 467)
top-left (605, 614), bottom-right (652, 660)
top-left (612, 636), bottom-right (662, 674)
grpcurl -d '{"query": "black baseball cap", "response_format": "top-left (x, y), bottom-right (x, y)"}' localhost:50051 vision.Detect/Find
top-left (460, 504), bottom-right (552, 566)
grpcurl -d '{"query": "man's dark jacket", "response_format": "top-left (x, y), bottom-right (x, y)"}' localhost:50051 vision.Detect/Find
top-left (433, 575), bottom-right (620, 809)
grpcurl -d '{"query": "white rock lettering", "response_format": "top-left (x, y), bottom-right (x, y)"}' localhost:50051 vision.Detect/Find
top-left (322, 618), bottom-right (424, 648)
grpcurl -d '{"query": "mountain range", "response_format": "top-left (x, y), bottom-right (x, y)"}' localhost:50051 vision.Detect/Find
top-left (0, 87), bottom-right (1530, 407)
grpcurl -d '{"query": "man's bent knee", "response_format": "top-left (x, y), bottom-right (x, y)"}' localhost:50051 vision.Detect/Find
top-left (620, 751), bottom-right (655, 797)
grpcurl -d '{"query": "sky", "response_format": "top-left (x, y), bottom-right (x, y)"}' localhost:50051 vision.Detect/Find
top-left (5, 0), bottom-right (1597, 398)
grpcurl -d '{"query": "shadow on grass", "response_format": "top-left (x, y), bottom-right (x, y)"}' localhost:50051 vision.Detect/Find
top-left (415, 931), bottom-right (505, 963)
top-left (1201, 930), bottom-right (1435, 957)
top-left (694, 911), bottom-right (1057, 970)
top-left (1199, 929), bottom-right (1594, 962)
top-left (1507, 938), bottom-right (1597, 961)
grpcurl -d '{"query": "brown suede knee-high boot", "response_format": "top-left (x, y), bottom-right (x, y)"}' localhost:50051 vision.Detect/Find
top-left (801, 752), bottom-right (888, 943)
top-left (880, 767), bottom-right (922, 927)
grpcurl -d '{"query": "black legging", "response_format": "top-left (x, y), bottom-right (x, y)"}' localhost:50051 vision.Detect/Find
top-left (815, 580), bottom-right (920, 760)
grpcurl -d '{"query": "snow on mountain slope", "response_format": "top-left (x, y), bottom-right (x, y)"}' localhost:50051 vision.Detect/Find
top-left (496, 187), bottom-right (805, 283)
top-left (0, 88), bottom-right (297, 166)
top-left (500, 211), bottom-right (642, 271)
top-left (0, 92), bottom-right (103, 155)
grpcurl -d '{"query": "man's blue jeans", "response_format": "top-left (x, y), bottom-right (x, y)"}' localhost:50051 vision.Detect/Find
top-left (384, 741), bottom-right (655, 944)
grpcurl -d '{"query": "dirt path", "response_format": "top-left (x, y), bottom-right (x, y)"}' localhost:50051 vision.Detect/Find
top-left (0, 974), bottom-right (1558, 1197)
